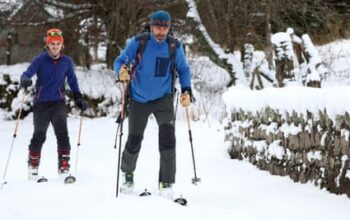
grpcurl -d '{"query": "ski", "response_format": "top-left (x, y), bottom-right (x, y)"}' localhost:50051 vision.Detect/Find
top-left (37, 176), bottom-right (48, 183)
top-left (139, 189), bottom-right (152, 196)
top-left (174, 197), bottom-right (188, 206)
top-left (35, 175), bottom-right (76, 184)
top-left (64, 175), bottom-right (76, 184)
top-left (138, 189), bottom-right (188, 206)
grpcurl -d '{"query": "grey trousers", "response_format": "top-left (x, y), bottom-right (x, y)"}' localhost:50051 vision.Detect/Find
top-left (121, 95), bottom-right (176, 184)
top-left (29, 101), bottom-right (71, 154)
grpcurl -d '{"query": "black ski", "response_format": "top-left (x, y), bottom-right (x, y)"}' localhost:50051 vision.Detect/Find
top-left (139, 189), bottom-right (152, 196)
top-left (174, 197), bottom-right (187, 206)
top-left (36, 175), bottom-right (76, 184)
top-left (37, 176), bottom-right (48, 183)
top-left (138, 189), bottom-right (188, 206)
top-left (64, 175), bottom-right (76, 184)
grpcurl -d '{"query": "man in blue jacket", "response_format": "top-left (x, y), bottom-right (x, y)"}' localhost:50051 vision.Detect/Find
top-left (114, 10), bottom-right (192, 199)
top-left (20, 28), bottom-right (87, 180)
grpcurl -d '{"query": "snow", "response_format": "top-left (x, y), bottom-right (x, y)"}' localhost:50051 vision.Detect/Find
top-left (307, 150), bottom-right (322, 162)
top-left (43, 4), bottom-right (64, 19)
top-left (318, 39), bottom-right (350, 86)
top-left (268, 140), bottom-right (285, 160)
top-left (271, 32), bottom-right (295, 60)
top-left (1, 116), bottom-right (350, 220)
top-left (222, 85), bottom-right (350, 121)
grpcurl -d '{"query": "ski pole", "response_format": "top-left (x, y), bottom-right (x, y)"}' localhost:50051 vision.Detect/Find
top-left (116, 82), bottom-right (127, 197)
top-left (64, 113), bottom-right (84, 184)
top-left (200, 96), bottom-right (211, 128)
top-left (185, 107), bottom-right (201, 185)
top-left (1, 89), bottom-right (26, 189)
top-left (174, 90), bottom-right (180, 119)
top-left (113, 119), bottom-right (121, 149)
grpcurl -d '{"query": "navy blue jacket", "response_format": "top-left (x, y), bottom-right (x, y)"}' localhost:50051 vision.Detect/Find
top-left (21, 52), bottom-right (81, 103)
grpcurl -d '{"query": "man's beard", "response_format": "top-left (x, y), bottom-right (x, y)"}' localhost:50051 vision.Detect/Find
top-left (154, 33), bottom-right (166, 42)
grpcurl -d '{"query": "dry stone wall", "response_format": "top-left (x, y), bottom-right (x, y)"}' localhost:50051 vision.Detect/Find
top-left (224, 108), bottom-right (350, 197)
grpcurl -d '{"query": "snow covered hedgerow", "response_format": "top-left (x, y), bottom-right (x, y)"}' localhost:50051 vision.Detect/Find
top-left (0, 64), bottom-right (123, 120)
top-left (0, 74), bottom-right (32, 120)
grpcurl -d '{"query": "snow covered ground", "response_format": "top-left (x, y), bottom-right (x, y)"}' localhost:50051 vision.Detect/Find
top-left (1, 115), bottom-right (349, 220)
top-left (1, 28), bottom-right (350, 220)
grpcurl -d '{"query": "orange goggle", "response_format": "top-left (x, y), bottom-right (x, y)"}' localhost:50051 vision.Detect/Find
top-left (47, 31), bottom-right (63, 37)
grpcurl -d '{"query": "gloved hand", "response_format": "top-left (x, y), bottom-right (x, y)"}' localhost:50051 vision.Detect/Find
top-left (75, 98), bottom-right (88, 111)
top-left (73, 92), bottom-right (88, 112)
top-left (118, 65), bottom-right (130, 82)
top-left (180, 89), bottom-right (192, 107)
top-left (20, 77), bottom-right (32, 89)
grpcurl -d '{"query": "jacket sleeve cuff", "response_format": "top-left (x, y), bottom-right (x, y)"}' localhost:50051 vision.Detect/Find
top-left (181, 87), bottom-right (192, 94)
top-left (73, 92), bottom-right (82, 101)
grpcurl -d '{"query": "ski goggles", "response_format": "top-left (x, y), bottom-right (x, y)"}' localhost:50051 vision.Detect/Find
top-left (47, 31), bottom-right (63, 37)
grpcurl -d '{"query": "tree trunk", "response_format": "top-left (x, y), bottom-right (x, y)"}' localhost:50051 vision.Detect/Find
top-left (106, 12), bottom-right (118, 69)
top-left (6, 32), bottom-right (12, 65)
top-left (105, 0), bottom-right (142, 69)
top-left (264, 0), bottom-right (273, 70)
top-left (226, 0), bottom-right (235, 53)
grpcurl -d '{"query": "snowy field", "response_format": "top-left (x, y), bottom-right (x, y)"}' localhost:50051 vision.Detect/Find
top-left (1, 115), bottom-right (349, 220)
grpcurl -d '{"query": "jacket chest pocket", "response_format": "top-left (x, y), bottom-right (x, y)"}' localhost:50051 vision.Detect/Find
top-left (154, 57), bottom-right (170, 77)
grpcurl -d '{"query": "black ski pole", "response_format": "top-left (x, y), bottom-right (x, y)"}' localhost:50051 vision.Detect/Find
top-left (113, 119), bottom-right (121, 149)
top-left (116, 82), bottom-right (127, 197)
top-left (64, 113), bottom-right (84, 184)
top-left (1, 89), bottom-right (26, 189)
top-left (184, 107), bottom-right (201, 185)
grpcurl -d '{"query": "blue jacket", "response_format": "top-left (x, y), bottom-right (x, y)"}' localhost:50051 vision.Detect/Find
top-left (21, 52), bottom-right (81, 103)
top-left (114, 33), bottom-right (191, 103)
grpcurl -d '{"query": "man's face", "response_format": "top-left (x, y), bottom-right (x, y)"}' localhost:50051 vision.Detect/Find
top-left (48, 41), bottom-right (63, 57)
top-left (151, 25), bottom-right (170, 42)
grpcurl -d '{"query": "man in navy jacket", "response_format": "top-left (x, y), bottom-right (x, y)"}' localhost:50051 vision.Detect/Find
top-left (20, 28), bottom-right (87, 180)
top-left (114, 10), bottom-right (192, 198)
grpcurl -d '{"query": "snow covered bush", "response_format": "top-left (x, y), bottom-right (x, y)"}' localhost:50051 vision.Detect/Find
top-left (0, 64), bottom-right (122, 120)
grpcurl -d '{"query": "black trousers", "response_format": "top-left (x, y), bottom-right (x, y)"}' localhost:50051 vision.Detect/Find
top-left (29, 101), bottom-right (70, 154)
top-left (121, 95), bottom-right (176, 184)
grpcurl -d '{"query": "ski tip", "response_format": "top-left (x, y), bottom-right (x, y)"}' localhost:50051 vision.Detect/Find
top-left (64, 175), bottom-right (76, 184)
top-left (174, 197), bottom-right (187, 206)
top-left (37, 177), bottom-right (48, 183)
top-left (1, 181), bottom-right (7, 189)
top-left (139, 189), bottom-right (152, 197)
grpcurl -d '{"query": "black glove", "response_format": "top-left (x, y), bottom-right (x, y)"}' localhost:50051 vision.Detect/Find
top-left (73, 92), bottom-right (88, 112)
top-left (20, 77), bottom-right (32, 89)
top-left (76, 98), bottom-right (88, 111)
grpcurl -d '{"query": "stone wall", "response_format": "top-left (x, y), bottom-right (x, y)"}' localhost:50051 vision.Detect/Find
top-left (224, 107), bottom-right (350, 197)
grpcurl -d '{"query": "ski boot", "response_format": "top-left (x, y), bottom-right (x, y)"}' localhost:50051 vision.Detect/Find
top-left (28, 151), bottom-right (40, 181)
top-left (159, 182), bottom-right (174, 200)
top-left (120, 172), bottom-right (134, 194)
top-left (58, 154), bottom-right (70, 175)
